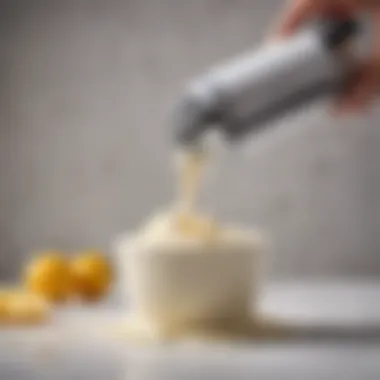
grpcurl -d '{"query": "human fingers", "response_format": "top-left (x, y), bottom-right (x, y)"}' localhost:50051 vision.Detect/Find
top-left (333, 10), bottom-right (380, 114)
top-left (271, 0), bottom-right (322, 37)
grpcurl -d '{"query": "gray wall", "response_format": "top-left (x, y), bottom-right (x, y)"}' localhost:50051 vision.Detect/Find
top-left (0, 0), bottom-right (379, 279)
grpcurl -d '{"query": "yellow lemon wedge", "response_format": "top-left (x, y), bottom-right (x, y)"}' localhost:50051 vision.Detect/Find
top-left (0, 288), bottom-right (50, 326)
top-left (6, 290), bottom-right (51, 325)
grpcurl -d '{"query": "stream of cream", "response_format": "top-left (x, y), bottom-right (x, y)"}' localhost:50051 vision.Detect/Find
top-left (116, 146), bottom-right (278, 342)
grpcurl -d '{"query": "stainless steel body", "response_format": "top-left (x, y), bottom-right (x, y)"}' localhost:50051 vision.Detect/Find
top-left (174, 19), bottom-right (357, 146)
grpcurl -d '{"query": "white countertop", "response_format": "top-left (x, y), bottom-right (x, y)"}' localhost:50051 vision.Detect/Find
top-left (1, 279), bottom-right (380, 380)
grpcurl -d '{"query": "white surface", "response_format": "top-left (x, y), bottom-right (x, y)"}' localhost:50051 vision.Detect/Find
top-left (0, 280), bottom-right (380, 380)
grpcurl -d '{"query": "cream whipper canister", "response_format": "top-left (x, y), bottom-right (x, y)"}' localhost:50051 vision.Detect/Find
top-left (173, 18), bottom-right (359, 147)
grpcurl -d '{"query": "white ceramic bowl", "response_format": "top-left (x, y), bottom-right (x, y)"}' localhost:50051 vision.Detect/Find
top-left (114, 229), bottom-right (262, 329)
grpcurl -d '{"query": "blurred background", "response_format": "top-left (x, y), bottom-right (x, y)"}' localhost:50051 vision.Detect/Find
top-left (0, 0), bottom-right (379, 280)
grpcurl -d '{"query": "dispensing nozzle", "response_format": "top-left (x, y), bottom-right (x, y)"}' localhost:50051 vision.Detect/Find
top-left (173, 78), bottom-right (221, 148)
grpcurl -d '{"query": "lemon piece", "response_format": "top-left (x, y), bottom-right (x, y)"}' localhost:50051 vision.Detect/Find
top-left (0, 291), bottom-right (10, 324)
top-left (6, 291), bottom-right (50, 325)
top-left (71, 250), bottom-right (113, 302)
top-left (0, 289), bottom-right (50, 326)
top-left (24, 251), bottom-right (72, 303)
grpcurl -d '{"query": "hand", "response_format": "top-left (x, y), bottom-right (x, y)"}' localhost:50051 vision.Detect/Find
top-left (274, 0), bottom-right (380, 115)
